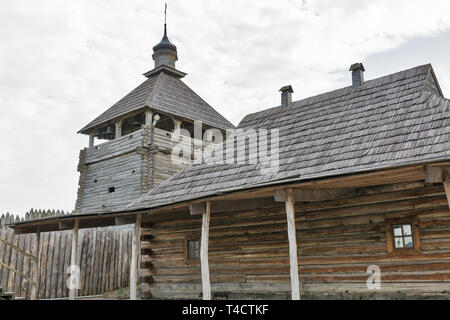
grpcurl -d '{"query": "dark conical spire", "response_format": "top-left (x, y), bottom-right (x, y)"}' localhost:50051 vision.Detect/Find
top-left (152, 4), bottom-right (178, 69)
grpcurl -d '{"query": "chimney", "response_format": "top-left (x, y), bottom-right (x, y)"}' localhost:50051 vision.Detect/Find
top-left (349, 63), bottom-right (365, 88)
top-left (279, 85), bottom-right (294, 107)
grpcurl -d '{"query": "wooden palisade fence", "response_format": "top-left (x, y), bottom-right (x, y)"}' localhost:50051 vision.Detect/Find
top-left (0, 210), bottom-right (134, 299)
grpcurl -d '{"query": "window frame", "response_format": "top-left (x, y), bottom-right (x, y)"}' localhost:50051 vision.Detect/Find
top-left (385, 216), bottom-right (421, 256)
top-left (184, 235), bottom-right (201, 264)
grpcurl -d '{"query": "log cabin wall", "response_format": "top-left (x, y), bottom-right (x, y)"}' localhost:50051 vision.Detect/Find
top-left (140, 179), bottom-right (450, 300)
top-left (152, 127), bottom-right (209, 186)
top-left (76, 127), bottom-right (153, 213)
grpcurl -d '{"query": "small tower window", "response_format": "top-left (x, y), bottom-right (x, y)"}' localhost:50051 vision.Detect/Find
top-left (108, 187), bottom-right (116, 193)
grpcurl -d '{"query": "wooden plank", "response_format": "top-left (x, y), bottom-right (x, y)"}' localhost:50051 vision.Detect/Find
top-left (7, 233), bottom-right (19, 293)
top-left (57, 233), bottom-right (67, 298)
top-left (130, 214), bottom-right (142, 300)
top-left (101, 231), bottom-right (112, 293)
top-left (31, 231), bottom-right (41, 300)
top-left (20, 234), bottom-right (32, 298)
top-left (275, 188), bottom-right (358, 202)
top-left (38, 232), bottom-right (49, 299)
top-left (284, 189), bottom-right (300, 300)
top-left (44, 232), bottom-right (55, 299)
top-left (97, 230), bottom-right (107, 295)
top-left (86, 229), bottom-right (96, 296)
top-left (190, 203), bottom-right (206, 216)
top-left (424, 166), bottom-right (444, 183)
top-left (63, 232), bottom-right (72, 298)
top-left (80, 230), bottom-right (89, 296)
top-left (0, 261), bottom-right (36, 285)
top-left (50, 232), bottom-right (60, 299)
top-left (69, 220), bottom-right (79, 300)
top-left (111, 231), bottom-right (118, 291)
top-left (91, 229), bottom-right (102, 295)
top-left (0, 237), bottom-right (38, 262)
top-left (444, 169), bottom-right (450, 210)
top-left (14, 234), bottom-right (26, 297)
top-left (200, 202), bottom-right (211, 300)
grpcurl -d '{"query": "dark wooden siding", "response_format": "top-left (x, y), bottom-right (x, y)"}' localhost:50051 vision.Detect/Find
top-left (140, 180), bottom-right (450, 299)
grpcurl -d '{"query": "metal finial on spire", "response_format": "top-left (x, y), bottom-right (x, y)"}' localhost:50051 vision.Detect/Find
top-left (165, 3), bottom-right (167, 25)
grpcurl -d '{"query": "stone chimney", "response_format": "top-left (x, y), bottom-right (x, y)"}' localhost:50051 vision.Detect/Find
top-left (349, 63), bottom-right (365, 88)
top-left (279, 85), bottom-right (294, 107)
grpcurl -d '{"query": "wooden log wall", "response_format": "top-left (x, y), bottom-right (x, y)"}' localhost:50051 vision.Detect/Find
top-left (140, 180), bottom-right (450, 299)
top-left (76, 127), bottom-right (154, 213)
top-left (0, 211), bottom-right (133, 299)
top-left (153, 127), bottom-right (211, 186)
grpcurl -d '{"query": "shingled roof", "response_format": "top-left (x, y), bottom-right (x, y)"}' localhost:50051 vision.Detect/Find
top-left (128, 64), bottom-right (450, 211)
top-left (79, 70), bottom-right (234, 134)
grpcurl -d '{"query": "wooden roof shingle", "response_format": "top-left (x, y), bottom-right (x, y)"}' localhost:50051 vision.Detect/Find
top-left (79, 71), bottom-right (234, 133)
top-left (127, 64), bottom-right (450, 211)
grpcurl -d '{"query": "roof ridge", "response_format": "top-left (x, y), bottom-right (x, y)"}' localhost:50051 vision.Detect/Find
top-left (145, 72), bottom-right (165, 108)
top-left (174, 77), bottom-right (235, 128)
top-left (239, 64), bottom-right (434, 128)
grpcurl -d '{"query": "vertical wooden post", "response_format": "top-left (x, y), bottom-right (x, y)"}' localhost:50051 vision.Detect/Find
top-left (145, 110), bottom-right (153, 126)
top-left (200, 201), bottom-right (211, 300)
top-left (444, 169), bottom-right (450, 209)
top-left (89, 133), bottom-right (95, 148)
top-left (69, 220), bottom-right (79, 300)
top-left (173, 118), bottom-right (182, 132)
top-left (115, 120), bottom-right (123, 139)
top-left (31, 229), bottom-right (41, 300)
top-left (130, 214), bottom-right (142, 300)
top-left (285, 189), bottom-right (300, 300)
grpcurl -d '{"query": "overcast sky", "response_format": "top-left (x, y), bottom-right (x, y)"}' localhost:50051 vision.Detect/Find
top-left (1, 0), bottom-right (450, 217)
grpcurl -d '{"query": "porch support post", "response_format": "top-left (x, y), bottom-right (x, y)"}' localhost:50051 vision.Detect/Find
top-left (285, 188), bottom-right (300, 300)
top-left (130, 213), bottom-right (142, 300)
top-left (31, 229), bottom-right (41, 300)
top-left (200, 201), bottom-right (211, 300)
top-left (69, 219), bottom-right (80, 300)
top-left (444, 169), bottom-right (450, 209)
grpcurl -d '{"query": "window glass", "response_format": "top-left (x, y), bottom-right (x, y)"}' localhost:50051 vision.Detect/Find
top-left (393, 226), bottom-right (403, 237)
top-left (404, 237), bottom-right (414, 248)
top-left (395, 237), bottom-right (404, 248)
top-left (188, 240), bottom-right (199, 260)
top-left (403, 225), bottom-right (412, 236)
top-left (393, 224), bottom-right (414, 249)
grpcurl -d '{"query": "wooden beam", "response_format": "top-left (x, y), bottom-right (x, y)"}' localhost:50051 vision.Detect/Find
top-left (69, 220), bottom-right (79, 300)
top-left (424, 166), bottom-right (444, 183)
top-left (444, 168), bottom-right (450, 210)
top-left (275, 188), bottom-right (358, 202)
top-left (190, 203), bottom-right (206, 216)
top-left (200, 202), bottom-right (211, 300)
top-left (0, 261), bottom-right (37, 285)
top-left (31, 230), bottom-right (41, 300)
top-left (115, 217), bottom-right (134, 226)
top-left (0, 237), bottom-right (38, 262)
top-left (130, 214), bottom-right (142, 300)
top-left (284, 189), bottom-right (300, 300)
top-left (58, 221), bottom-right (73, 230)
